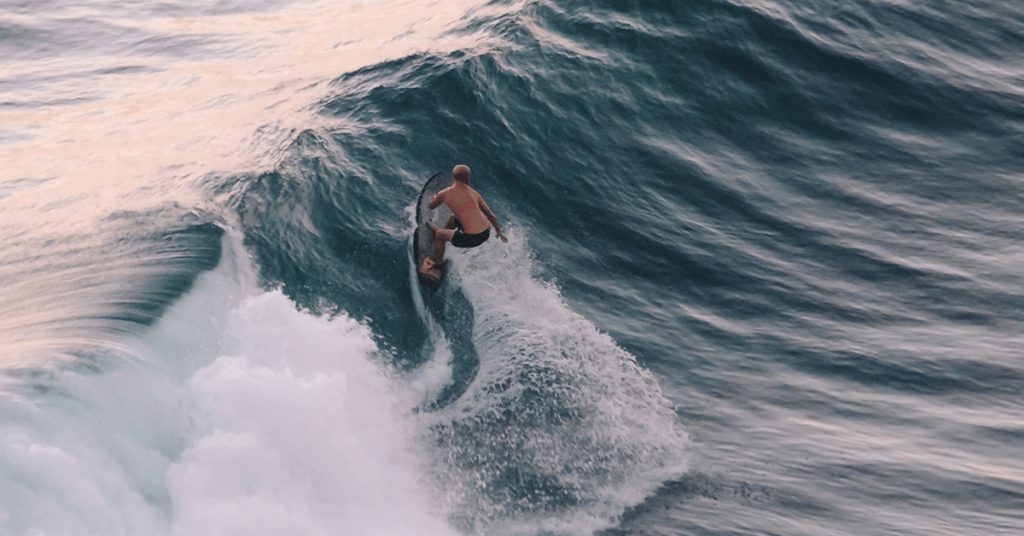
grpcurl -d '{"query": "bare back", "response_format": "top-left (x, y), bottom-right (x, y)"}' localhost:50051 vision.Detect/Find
top-left (440, 183), bottom-right (490, 234)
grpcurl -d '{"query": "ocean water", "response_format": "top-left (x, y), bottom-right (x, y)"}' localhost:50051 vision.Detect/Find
top-left (1, 1), bottom-right (1021, 535)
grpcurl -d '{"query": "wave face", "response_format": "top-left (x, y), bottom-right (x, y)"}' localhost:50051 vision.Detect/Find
top-left (2, 0), bottom-right (1023, 535)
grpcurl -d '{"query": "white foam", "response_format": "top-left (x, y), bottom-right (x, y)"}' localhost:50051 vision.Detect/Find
top-left (0, 236), bottom-right (456, 536)
top-left (167, 291), bottom-right (455, 536)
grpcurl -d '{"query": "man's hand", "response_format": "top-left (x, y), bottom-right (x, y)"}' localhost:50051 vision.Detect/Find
top-left (496, 228), bottom-right (508, 243)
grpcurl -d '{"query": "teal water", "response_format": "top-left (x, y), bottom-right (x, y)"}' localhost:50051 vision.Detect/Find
top-left (1, 1), bottom-right (1022, 535)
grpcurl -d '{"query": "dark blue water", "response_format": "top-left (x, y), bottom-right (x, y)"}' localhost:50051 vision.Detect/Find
top-left (1, 1), bottom-right (1022, 534)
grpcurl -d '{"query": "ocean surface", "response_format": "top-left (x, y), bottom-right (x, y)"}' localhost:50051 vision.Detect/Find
top-left (1, 1), bottom-right (1022, 534)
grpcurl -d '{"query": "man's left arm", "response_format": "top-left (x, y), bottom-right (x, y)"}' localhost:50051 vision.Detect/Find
top-left (479, 196), bottom-right (507, 242)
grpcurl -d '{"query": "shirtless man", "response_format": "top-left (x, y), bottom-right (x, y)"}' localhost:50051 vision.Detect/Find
top-left (420, 164), bottom-right (507, 278)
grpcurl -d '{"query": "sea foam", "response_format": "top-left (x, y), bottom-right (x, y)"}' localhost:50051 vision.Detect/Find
top-left (423, 231), bottom-right (689, 535)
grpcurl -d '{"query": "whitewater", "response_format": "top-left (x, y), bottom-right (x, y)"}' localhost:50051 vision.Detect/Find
top-left (0, 230), bottom-right (686, 535)
top-left (1, 235), bottom-right (453, 535)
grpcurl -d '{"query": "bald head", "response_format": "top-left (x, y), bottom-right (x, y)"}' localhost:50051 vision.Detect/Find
top-left (452, 164), bottom-right (471, 183)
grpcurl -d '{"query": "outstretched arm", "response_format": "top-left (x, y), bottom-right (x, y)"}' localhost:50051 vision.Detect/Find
top-left (479, 196), bottom-right (507, 242)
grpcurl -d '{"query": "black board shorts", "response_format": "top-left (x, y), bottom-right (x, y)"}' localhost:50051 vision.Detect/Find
top-left (451, 218), bottom-right (491, 248)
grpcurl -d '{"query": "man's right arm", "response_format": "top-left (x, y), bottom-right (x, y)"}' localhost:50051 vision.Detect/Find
top-left (429, 189), bottom-right (446, 209)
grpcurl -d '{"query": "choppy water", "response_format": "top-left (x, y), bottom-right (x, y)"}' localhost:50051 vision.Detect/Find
top-left (1, 1), bottom-right (1022, 535)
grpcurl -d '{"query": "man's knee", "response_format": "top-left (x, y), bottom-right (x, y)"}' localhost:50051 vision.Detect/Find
top-left (434, 229), bottom-right (453, 242)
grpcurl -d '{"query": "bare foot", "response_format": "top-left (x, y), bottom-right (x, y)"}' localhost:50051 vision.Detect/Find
top-left (419, 258), bottom-right (442, 281)
top-left (421, 256), bottom-right (445, 270)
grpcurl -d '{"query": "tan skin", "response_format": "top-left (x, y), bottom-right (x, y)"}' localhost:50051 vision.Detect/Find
top-left (427, 170), bottom-right (506, 266)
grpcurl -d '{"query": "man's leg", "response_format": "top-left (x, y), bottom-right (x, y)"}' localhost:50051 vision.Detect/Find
top-left (430, 223), bottom-right (455, 264)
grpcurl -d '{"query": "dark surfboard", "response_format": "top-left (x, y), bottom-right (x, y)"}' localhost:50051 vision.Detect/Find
top-left (413, 171), bottom-right (451, 303)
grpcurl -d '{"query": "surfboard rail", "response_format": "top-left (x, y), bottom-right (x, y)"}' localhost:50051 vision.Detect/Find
top-left (413, 171), bottom-right (452, 303)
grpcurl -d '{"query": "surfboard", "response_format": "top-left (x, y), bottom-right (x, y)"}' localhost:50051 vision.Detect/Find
top-left (413, 171), bottom-right (451, 302)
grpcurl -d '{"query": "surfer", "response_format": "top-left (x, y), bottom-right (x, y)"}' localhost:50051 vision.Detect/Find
top-left (420, 164), bottom-right (507, 277)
